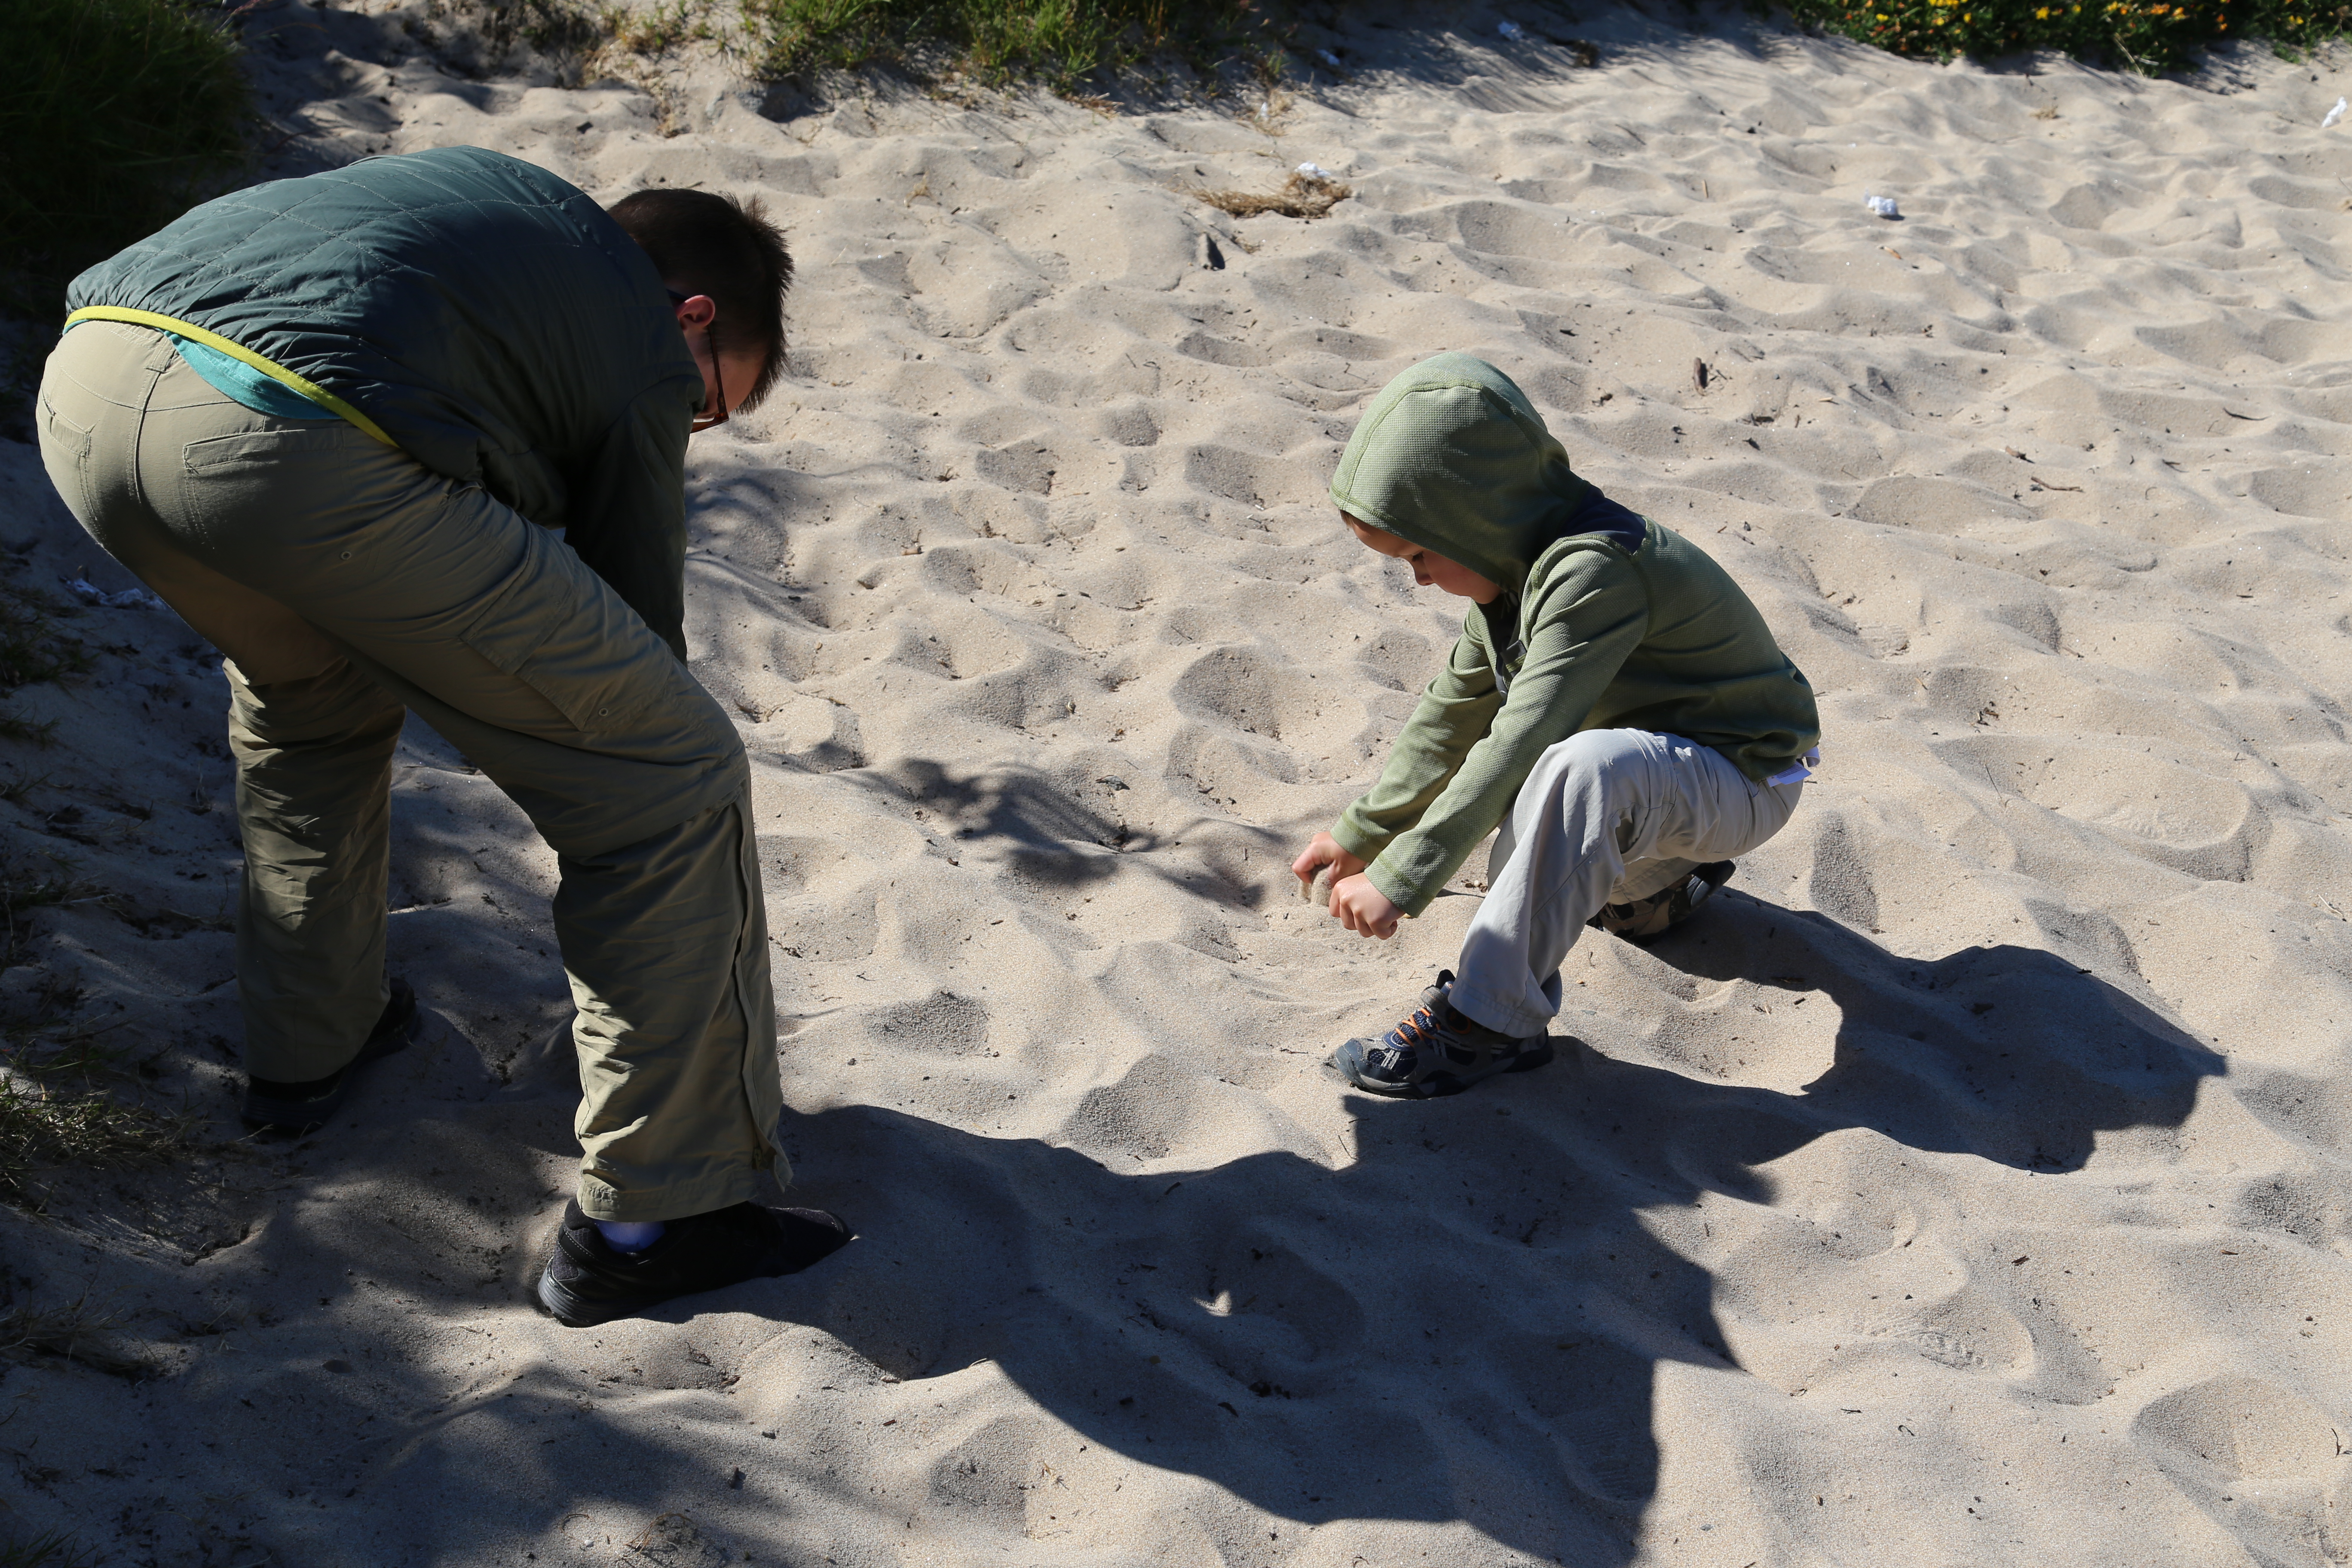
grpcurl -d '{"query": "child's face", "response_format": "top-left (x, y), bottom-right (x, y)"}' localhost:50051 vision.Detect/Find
top-left (1343, 515), bottom-right (1501, 603)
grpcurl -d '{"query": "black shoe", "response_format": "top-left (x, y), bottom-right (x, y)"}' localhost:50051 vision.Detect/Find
top-left (242, 978), bottom-right (420, 1133)
top-left (1588, 861), bottom-right (1736, 945)
top-left (1333, 969), bottom-right (1554, 1099)
top-left (536, 1198), bottom-right (853, 1328)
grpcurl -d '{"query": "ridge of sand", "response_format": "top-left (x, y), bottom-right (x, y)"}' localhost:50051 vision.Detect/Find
top-left (3, 5), bottom-right (2350, 1564)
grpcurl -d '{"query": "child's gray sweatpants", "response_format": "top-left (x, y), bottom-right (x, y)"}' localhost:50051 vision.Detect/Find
top-left (1449, 729), bottom-right (1805, 1038)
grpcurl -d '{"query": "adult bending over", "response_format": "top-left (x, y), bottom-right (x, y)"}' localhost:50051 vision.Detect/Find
top-left (37, 145), bottom-right (848, 1325)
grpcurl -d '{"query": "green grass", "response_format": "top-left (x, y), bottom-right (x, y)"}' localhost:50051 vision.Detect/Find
top-left (0, 0), bottom-right (252, 311)
top-left (740, 0), bottom-right (1291, 93)
top-left (741, 0), bottom-right (2342, 89)
top-left (1781, 0), bottom-right (2352, 72)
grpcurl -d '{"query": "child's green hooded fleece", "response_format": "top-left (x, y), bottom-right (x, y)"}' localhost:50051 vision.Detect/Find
top-left (1328, 353), bottom-right (1819, 917)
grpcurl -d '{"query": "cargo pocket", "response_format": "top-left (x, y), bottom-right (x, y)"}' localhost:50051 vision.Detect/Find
top-left (182, 424), bottom-right (364, 474)
top-left (34, 393), bottom-right (95, 522)
top-left (36, 393), bottom-right (90, 459)
top-left (458, 525), bottom-right (668, 739)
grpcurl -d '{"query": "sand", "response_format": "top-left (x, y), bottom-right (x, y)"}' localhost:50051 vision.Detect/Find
top-left (4, 2), bottom-right (2352, 1563)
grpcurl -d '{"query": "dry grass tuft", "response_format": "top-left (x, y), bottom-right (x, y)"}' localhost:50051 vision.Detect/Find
top-left (1192, 171), bottom-right (1353, 220)
top-left (0, 1043), bottom-right (187, 1207)
top-left (0, 1528), bottom-right (102, 1568)
top-left (0, 1291), bottom-right (150, 1381)
top-left (0, 872), bottom-right (188, 1209)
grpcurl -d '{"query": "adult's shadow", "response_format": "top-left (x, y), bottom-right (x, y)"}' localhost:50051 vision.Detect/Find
top-left (776, 900), bottom-right (2220, 1561)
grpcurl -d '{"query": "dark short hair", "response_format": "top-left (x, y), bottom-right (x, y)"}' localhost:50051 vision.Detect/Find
top-left (606, 187), bottom-right (793, 410)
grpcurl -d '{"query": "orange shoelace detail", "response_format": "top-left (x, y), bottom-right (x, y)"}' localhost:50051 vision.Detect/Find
top-left (1390, 1002), bottom-right (1445, 1050)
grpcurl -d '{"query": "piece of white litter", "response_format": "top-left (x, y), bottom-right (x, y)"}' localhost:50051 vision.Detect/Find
top-left (1316, 49), bottom-right (1342, 68)
top-left (64, 576), bottom-right (165, 611)
top-left (1864, 193), bottom-right (1901, 219)
top-left (1498, 19), bottom-right (1527, 39)
top-left (1297, 162), bottom-right (1340, 181)
top-left (2324, 96), bottom-right (2346, 129)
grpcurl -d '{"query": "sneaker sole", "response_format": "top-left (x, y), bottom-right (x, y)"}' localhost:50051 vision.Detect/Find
top-left (1613, 861), bottom-right (1738, 948)
top-left (535, 1207), bottom-right (855, 1329)
top-left (536, 1268), bottom-right (637, 1329)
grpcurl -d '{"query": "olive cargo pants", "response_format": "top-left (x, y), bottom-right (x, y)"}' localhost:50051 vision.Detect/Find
top-left (36, 321), bottom-right (784, 1221)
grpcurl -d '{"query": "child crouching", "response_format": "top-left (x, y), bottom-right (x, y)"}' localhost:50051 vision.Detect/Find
top-left (1293, 353), bottom-right (1821, 1099)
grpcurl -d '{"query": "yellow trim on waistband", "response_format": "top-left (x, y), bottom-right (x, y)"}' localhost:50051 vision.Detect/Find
top-left (64, 306), bottom-right (396, 447)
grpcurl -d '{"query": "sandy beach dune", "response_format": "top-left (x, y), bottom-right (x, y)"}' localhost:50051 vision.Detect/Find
top-left (4, 3), bottom-right (2352, 1563)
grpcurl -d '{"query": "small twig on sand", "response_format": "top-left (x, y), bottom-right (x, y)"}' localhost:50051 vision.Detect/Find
top-left (1193, 171), bottom-right (1352, 220)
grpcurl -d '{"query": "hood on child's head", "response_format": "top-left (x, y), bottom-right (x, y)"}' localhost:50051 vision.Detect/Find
top-left (1329, 352), bottom-right (1592, 597)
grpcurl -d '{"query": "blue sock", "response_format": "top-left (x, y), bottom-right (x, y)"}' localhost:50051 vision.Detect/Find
top-left (595, 1219), bottom-right (665, 1253)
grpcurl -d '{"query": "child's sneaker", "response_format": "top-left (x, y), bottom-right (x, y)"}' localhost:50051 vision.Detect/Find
top-left (1334, 970), bottom-right (1554, 1099)
top-left (535, 1198), bottom-right (852, 1327)
top-left (1587, 860), bottom-right (1735, 945)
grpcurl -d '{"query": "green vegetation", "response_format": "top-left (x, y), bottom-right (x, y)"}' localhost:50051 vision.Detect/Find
top-left (0, 0), bottom-right (252, 310)
top-left (739, 0), bottom-right (1291, 94)
top-left (738, 0), bottom-right (2344, 88)
top-left (1781, 0), bottom-right (2350, 73)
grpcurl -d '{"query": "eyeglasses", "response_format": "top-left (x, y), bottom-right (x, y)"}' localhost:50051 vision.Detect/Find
top-left (669, 291), bottom-right (729, 434)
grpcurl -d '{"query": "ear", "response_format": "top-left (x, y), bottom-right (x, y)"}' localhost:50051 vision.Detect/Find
top-left (671, 291), bottom-right (717, 330)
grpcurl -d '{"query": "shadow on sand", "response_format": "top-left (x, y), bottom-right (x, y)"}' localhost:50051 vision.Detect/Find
top-left (761, 891), bottom-right (2223, 1564)
top-left (20, 796), bottom-right (2225, 1564)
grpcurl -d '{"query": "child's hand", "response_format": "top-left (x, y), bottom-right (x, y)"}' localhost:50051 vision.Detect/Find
top-left (1329, 874), bottom-right (1403, 939)
top-left (1291, 832), bottom-right (1366, 893)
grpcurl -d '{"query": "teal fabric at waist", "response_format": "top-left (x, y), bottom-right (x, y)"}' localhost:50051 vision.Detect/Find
top-left (168, 335), bottom-right (335, 420)
top-left (61, 318), bottom-right (333, 421)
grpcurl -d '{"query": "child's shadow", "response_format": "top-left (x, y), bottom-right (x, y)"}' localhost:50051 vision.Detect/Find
top-left (782, 897), bottom-right (2220, 1563)
top-left (1652, 893), bottom-right (2223, 1184)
